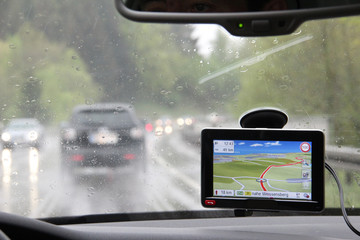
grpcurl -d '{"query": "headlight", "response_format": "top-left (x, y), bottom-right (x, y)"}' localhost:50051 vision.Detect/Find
top-left (155, 126), bottom-right (163, 136)
top-left (62, 128), bottom-right (76, 141)
top-left (27, 131), bottom-right (39, 141)
top-left (1, 132), bottom-right (11, 142)
top-left (130, 127), bottom-right (144, 139)
top-left (177, 118), bottom-right (185, 126)
top-left (185, 117), bottom-right (193, 126)
top-left (155, 119), bottom-right (163, 126)
top-left (164, 125), bottom-right (173, 134)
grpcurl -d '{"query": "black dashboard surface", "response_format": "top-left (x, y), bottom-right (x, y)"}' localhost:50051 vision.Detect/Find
top-left (2, 211), bottom-right (360, 239)
top-left (62, 215), bottom-right (360, 240)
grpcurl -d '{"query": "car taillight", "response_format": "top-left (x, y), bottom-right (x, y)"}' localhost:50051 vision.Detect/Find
top-left (124, 153), bottom-right (135, 160)
top-left (71, 154), bottom-right (84, 161)
top-left (145, 123), bottom-right (153, 132)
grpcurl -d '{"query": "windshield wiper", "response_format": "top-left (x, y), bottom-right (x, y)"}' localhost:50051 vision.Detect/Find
top-left (198, 35), bottom-right (313, 85)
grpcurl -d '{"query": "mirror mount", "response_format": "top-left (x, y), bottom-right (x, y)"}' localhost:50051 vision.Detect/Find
top-left (115, 1), bottom-right (360, 36)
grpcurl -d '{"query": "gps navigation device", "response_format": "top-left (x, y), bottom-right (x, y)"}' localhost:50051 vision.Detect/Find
top-left (201, 128), bottom-right (324, 212)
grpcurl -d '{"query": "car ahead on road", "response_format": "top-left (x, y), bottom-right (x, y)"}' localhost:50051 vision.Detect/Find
top-left (60, 103), bottom-right (146, 175)
top-left (1, 118), bottom-right (44, 149)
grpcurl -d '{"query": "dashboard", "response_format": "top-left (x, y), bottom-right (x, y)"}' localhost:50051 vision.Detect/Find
top-left (1, 211), bottom-right (359, 239)
top-left (63, 215), bottom-right (360, 240)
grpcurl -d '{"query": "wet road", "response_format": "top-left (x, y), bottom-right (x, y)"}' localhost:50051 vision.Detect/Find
top-left (0, 129), bottom-right (202, 218)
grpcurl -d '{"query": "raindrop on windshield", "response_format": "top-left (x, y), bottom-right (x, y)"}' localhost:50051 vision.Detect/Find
top-left (28, 76), bottom-right (37, 82)
top-left (279, 85), bottom-right (288, 91)
top-left (239, 66), bottom-right (248, 73)
top-left (292, 29), bottom-right (302, 35)
top-left (85, 99), bottom-right (94, 105)
top-left (176, 86), bottom-right (184, 91)
top-left (281, 75), bottom-right (290, 81)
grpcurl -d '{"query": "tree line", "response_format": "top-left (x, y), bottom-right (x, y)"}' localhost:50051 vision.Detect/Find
top-left (1, 0), bottom-right (360, 147)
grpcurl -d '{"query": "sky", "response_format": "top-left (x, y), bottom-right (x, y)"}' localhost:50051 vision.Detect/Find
top-left (191, 24), bottom-right (219, 57)
top-left (191, 24), bottom-right (243, 58)
top-left (214, 140), bottom-right (312, 155)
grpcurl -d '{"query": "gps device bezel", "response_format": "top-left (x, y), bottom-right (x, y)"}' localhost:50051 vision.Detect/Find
top-left (201, 128), bottom-right (324, 212)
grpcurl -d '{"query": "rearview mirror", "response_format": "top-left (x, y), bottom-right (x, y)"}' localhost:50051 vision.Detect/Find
top-left (115, 0), bottom-right (360, 36)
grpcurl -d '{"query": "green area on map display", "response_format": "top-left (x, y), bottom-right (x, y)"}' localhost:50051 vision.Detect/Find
top-left (214, 152), bottom-right (311, 193)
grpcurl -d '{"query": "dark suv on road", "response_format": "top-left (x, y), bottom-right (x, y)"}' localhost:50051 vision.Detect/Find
top-left (60, 103), bottom-right (146, 175)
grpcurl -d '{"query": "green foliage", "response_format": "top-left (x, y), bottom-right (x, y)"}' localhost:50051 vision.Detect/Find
top-left (2, 0), bottom-right (360, 146)
top-left (123, 23), bottom-right (210, 113)
top-left (0, 0), bottom-right (134, 103)
top-left (35, 50), bottom-right (101, 123)
top-left (325, 168), bottom-right (360, 208)
top-left (222, 18), bottom-right (360, 146)
top-left (0, 0), bottom-right (208, 120)
top-left (0, 24), bottom-right (100, 123)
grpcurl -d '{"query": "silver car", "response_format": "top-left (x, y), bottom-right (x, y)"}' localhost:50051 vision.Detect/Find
top-left (1, 118), bottom-right (44, 149)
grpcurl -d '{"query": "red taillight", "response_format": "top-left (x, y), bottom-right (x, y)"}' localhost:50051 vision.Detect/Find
top-left (124, 153), bottom-right (135, 160)
top-left (72, 154), bottom-right (84, 161)
top-left (145, 123), bottom-right (153, 132)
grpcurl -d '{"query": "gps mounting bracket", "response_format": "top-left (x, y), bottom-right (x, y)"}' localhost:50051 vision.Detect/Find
top-left (234, 107), bottom-right (288, 216)
top-left (239, 108), bottom-right (288, 129)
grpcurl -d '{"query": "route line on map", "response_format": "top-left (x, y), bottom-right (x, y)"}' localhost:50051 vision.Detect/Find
top-left (259, 157), bottom-right (304, 191)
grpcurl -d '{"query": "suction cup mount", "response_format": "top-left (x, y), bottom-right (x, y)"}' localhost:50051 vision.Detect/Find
top-left (239, 107), bottom-right (288, 129)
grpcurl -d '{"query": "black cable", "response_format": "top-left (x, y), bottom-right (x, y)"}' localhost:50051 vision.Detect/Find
top-left (325, 161), bottom-right (360, 236)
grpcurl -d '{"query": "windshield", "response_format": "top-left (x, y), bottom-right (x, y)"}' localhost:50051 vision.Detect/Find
top-left (0, 0), bottom-right (359, 218)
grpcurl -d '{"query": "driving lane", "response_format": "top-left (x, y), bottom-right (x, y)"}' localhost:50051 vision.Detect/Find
top-left (0, 127), bottom-right (202, 218)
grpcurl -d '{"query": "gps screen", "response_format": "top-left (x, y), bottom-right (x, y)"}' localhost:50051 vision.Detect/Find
top-left (213, 140), bottom-right (312, 201)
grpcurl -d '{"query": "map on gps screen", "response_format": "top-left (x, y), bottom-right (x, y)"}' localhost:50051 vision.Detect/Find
top-left (213, 140), bottom-right (312, 200)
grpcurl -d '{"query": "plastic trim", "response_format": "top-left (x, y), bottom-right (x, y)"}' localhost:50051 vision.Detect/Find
top-left (114, 1), bottom-right (360, 36)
